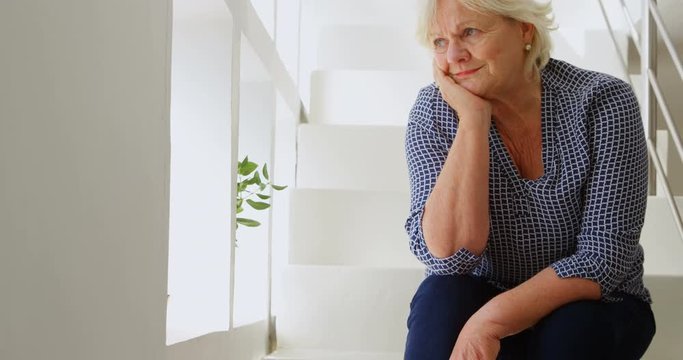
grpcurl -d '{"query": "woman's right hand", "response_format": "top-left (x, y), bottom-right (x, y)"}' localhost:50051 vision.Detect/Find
top-left (433, 60), bottom-right (492, 129)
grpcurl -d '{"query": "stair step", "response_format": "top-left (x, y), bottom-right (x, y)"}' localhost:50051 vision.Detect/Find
top-left (264, 349), bottom-right (401, 360)
top-left (643, 275), bottom-right (683, 359)
top-left (297, 124), bottom-right (408, 191)
top-left (309, 70), bottom-right (429, 125)
top-left (316, 25), bottom-right (430, 71)
top-left (640, 197), bottom-right (683, 356)
top-left (641, 196), bottom-right (683, 276)
top-left (276, 193), bottom-right (683, 356)
top-left (277, 265), bottom-right (424, 352)
top-left (290, 189), bottom-right (421, 268)
top-left (287, 186), bottom-right (682, 273)
top-left (275, 267), bottom-right (682, 357)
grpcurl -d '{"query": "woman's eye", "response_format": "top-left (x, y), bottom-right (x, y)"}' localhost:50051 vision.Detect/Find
top-left (463, 28), bottom-right (478, 37)
top-left (433, 38), bottom-right (448, 51)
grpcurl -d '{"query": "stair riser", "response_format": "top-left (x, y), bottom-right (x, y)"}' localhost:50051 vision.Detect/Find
top-left (316, 26), bottom-right (430, 71)
top-left (296, 125), bottom-right (409, 192)
top-left (290, 189), bottom-right (421, 268)
top-left (278, 266), bottom-right (424, 352)
top-left (309, 71), bottom-right (429, 126)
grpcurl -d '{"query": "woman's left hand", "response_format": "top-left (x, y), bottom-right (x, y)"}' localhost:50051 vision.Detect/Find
top-left (449, 319), bottom-right (501, 360)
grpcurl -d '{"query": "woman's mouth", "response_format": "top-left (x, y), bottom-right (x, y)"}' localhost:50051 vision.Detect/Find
top-left (453, 66), bottom-right (483, 78)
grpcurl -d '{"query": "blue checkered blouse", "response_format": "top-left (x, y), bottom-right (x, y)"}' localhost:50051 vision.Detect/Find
top-left (404, 58), bottom-right (651, 303)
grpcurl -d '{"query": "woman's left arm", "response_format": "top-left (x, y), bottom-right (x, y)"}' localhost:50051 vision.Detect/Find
top-left (451, 77), bottom-right (649, 359)
top-left (450, 268), bottom-right (599, 359)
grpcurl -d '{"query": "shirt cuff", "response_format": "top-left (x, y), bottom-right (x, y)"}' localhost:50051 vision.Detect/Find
top-left (550, 253), bottom-right (619, 302)
top-left (412, 213), bottom-right (484, 275)
top-left (424, 247), bottom-right (483, 275)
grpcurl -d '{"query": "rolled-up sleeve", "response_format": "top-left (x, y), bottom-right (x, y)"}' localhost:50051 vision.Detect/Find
top-left (550, 78), bottom-right (648, 299)
top-left (404, 86), bottom-right (483, 275)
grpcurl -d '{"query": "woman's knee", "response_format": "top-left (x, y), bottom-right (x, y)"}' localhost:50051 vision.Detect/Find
top-left (408, 275), bottom-right (496, 327)
top-left (528, 300), bottom-right (613, 360)
top-left (529, 297), bottom-right (655, 359)
top-left (404, 275), bottom-right (498, 360)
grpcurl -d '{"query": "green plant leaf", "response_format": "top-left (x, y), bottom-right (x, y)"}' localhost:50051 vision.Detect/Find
top-left (237, 206), bottom-right (243, 214)
top-left (252, 171), bottom-right (262, 185)
top-left (239, 161), bottom-right (258, 176)
top-left (237, 218), bottom-right (260, 227)
top-left (236, 199), bottom-right (243, 208)
top-left (238, 182), bottom-right (247, 192)
top-left (259, 183), bottom-right (266, 191)
top-left (237, 156), bottom-right (245, 170)
top-left (262, 164), bottom-right (269, 181)
top-left (237, 156), bottom-right (248, 174)
top-left (247, 199), bottom-right (270, 210)
top-left (271, 184), bottom-right (288, 191)
top-left (256, 194), bottom-right (271, 200)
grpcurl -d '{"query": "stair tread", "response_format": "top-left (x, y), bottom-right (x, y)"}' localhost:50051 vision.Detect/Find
top-left (265, 349), bottom-right (401, 360)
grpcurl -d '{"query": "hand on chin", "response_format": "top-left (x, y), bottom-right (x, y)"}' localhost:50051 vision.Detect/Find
top-left (433, 60), bottom-right (492, 125)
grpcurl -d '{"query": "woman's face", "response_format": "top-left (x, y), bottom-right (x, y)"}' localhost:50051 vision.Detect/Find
top-left (431, 0), bottom-right (534, 99)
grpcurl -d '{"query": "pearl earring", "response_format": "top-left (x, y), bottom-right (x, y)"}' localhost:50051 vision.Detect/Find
top-left (524, 44), bottom-right (532, 51)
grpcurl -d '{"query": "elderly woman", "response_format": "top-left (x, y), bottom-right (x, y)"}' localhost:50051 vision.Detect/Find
top-left (403, 0), bottom-right (656, 359)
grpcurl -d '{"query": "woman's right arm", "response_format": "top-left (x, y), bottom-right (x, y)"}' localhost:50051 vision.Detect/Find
top-left (405, 78), bottom-right (491, 274)
top-left (423, 110), bottom-right (491, 258)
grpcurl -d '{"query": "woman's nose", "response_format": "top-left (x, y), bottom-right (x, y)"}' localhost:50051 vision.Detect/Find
top-left (446, 41), bottom-right (470, 64)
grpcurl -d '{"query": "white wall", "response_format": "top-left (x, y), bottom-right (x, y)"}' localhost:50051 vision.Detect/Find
top-left (550, 0), bottom-right (631, 81)
top-left (276, 0), bottom-right (302, 83)
top-left (250, 0), bottom-right (276, 39)
top-left (167, 0), bottom-right (233, 345)
top-left (0, 0), bottom-right (171, 359)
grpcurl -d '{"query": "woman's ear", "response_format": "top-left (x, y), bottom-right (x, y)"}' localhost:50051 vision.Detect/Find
top-left (520, 22), bottom-right (535, 44)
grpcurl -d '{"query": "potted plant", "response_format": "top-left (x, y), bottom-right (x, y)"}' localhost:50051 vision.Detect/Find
top-left (236, 156), bottom-right (287, 231)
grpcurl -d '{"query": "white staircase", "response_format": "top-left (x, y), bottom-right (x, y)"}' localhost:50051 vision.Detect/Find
top-left (266, 0), bottom-right (683, 359)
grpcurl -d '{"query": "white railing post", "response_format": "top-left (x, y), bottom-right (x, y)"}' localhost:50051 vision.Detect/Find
top-left (228, 0), bottom-right (244, 330)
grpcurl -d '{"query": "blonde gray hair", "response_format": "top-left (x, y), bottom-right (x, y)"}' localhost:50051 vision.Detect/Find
top-left (417, 0), bottom-right (556, 75)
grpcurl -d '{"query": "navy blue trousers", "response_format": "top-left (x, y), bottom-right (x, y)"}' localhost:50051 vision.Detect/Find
top-left (404, 275), bottom-right (656, 360)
